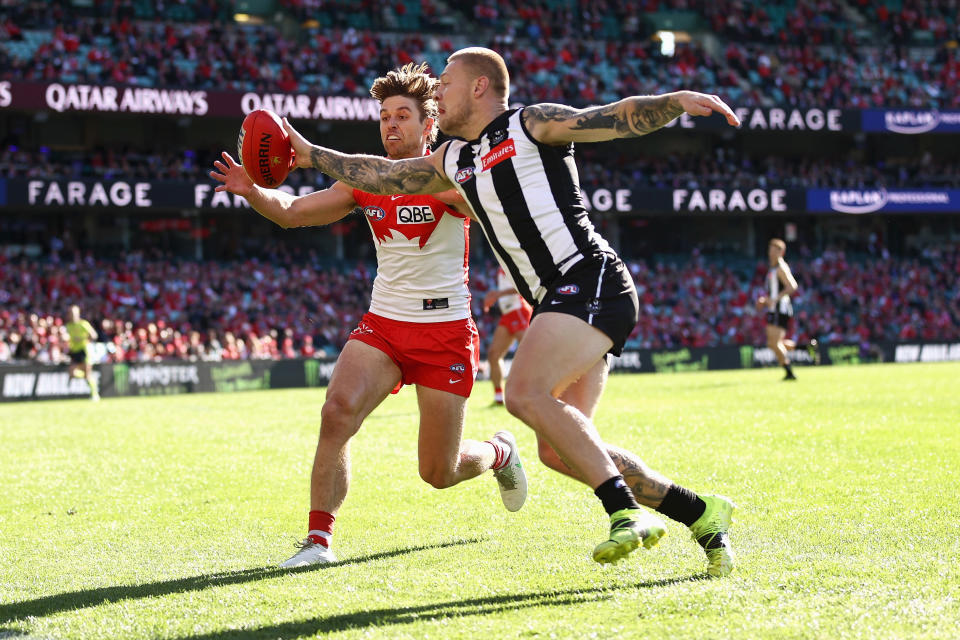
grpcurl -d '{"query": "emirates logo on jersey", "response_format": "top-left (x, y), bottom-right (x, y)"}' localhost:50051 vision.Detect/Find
top-left (481, 139), bottom-right (516, 171)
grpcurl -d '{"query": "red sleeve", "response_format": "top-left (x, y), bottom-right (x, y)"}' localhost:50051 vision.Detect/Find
top-left (352, 189), bottom-right (369, 206)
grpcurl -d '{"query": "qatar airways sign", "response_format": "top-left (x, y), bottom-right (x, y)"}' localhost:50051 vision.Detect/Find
top-left (0, 81), bottom-right (380, 121)
top-left (45, 83), bottom-right (209, 115)
top-left (239, 92), bottom-right (379, 121)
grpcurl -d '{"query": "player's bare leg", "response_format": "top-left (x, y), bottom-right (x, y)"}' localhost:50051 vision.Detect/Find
top-left (511, 314), bottom-right (734, 574)
top-left (79, 361), bottom-right (99, 401)
top-left (310, 341), bottom-right (399, 511)
top-left (505, 313), bottom-right (624, 486)
top-left (535, 358), bottom-right (673, 507)
top-left (486, 324), bottom-right (513, 404)
top-left (504, 313), bottom-right (666, 562)
top-left (766, 325), bottom-right (795, 380)
top-left (416, 385), bottom-right (527, 511)
top-left (282, 340), bottom-right (399, 568)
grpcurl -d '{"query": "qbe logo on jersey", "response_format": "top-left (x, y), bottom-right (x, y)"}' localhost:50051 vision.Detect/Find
top-left (397, 205), bottom-right (435, 224)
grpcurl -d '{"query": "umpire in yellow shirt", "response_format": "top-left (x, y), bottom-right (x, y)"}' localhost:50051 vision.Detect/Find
top-left (65, 305), bottom-right (100, 400)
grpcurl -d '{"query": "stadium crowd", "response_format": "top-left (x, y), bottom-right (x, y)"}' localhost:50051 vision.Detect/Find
top-left (4, 145), bottom-right (959, 190)
top-left (2, 244), bottom-right (957, 365)
top-left (1, 0), bottom-right (957, 109)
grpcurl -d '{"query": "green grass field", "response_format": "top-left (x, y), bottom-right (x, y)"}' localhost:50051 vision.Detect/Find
top-left (2, 362), bottom-right (959, 639)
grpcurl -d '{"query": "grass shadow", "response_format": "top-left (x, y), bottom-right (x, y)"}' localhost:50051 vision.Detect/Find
top-left (166, 574), bottom-right (704, 639)
top-left (0, 538), bottom-right (483, 624)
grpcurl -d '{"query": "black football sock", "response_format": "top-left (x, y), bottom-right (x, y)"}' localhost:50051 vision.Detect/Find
top-left (656, 484), bottom-right (707, 527)
top-left (594, 475), bottom-right (641, 515)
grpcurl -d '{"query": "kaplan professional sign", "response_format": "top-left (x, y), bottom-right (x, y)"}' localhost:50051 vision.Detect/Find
top-left (862, 110), bottom-right (960, 134)
top-left (0, 81), bottom-right (380, 121)
top-left (807, 189), bottom-right (960, 214)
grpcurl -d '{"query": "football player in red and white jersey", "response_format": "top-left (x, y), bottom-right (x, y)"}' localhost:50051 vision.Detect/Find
top-left (210, 63), bottom-right (527, 568)
top-left (482, 266), bottom-right (533, 405)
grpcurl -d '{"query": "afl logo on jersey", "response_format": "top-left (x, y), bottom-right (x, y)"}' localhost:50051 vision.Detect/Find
top-left (449, 363), bottom-right (466, 373)
top-left (557, 284), bottom-right (580, 295)
top-left (397, 205), bottom-right (436, 224)
top-left (363, 206), bottom-right (386, 221)
top-left (455, 167), bottom-right (475, 183)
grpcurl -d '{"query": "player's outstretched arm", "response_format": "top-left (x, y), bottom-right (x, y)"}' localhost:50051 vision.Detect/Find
top-left (523, 91), bottom-right (741, 145)
top-left (283, 118), bottom-right (454, 196)
top-left (210, 151), bottom-right (357, 228)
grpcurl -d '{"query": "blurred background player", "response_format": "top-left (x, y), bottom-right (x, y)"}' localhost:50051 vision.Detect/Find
top-left (756, 238), bottom-right (799, 380)
top-left (210, 62), bottom-right (526, 568)
top-left (482, 267), bottom-right (532, 405)
top-left (65, 305), bottom-right (99, 401)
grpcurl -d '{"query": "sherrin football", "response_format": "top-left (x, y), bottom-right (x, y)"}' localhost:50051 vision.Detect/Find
top-left (237, 109), bottom-right (296, 188)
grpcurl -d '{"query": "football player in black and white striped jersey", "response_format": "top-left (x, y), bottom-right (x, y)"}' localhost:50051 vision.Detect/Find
top-left (282, 47), bottom-right (742, 576)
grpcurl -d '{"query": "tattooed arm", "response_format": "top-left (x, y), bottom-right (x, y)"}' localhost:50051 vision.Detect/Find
top-left (282, 118), bottom-right (455, 195)
top-left (523, 91), bottom-right (740, 145)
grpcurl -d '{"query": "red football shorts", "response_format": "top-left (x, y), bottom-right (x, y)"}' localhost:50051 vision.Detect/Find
top-left (348, 312), bottom-right (480, 397)
top-left (497, 303), bottom-right (533, 336)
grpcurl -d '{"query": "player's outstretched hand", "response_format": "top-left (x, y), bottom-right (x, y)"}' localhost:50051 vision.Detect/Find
top-left (282, 117), bottom-right (315, 170)
top-left (209, 151), bottom-right (254, 198)
top-left (675, 91), bottom-right (741, 127)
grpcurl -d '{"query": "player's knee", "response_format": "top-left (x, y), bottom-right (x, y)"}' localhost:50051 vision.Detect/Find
top-left (418, 462), bottom-right (455, 489)
top-left (503, 378), bottom-right (539, 423)
top-left (319, 393), bottom-right (362, 441)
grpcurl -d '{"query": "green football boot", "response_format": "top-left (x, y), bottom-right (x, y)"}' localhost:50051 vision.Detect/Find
top-left (689, 494), bottom-right (736, 577)
top-left (592, 508), bottom-right (667, 564)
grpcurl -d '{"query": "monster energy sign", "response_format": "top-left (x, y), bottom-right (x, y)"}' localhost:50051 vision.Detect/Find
top-left (113, 363), bottom-right (129, 395)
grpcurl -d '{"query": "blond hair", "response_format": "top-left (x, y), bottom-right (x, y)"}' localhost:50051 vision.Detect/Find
top-left (446, 47), bottom-right (510, 100)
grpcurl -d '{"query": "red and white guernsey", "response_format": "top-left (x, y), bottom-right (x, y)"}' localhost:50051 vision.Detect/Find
top-left (353, 190), bottom-right (471, 322)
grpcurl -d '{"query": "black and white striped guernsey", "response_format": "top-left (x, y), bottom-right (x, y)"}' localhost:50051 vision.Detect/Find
top-left (442, 108), bottom-right (611, 305)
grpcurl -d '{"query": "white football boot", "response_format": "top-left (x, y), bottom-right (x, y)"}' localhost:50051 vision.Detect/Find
top-left (491, 430), bottom-right (527, 512)
top-left (280, 539), bottom-right (337, 568)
